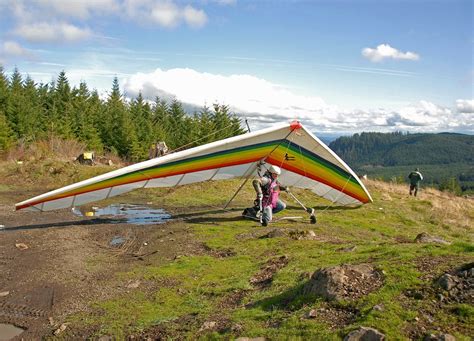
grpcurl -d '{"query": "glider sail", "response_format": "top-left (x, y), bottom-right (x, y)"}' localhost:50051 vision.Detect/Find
top-left (15, 121), bottom-right (372, 212)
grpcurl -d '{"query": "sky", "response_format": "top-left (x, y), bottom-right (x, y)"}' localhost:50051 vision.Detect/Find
top-left (0, 0), bottom-right (473, 135)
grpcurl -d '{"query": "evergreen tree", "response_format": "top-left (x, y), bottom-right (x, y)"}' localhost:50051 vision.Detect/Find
top-left (71, 82), bottom-right (103, 151)
top-left (6, 67), bottom-right (23, 137)
top-left (0, 111), bottom-right (14, 153)
top-left (167, 99), bottom-right (189, 149)
top-left (16, 76), bottom-right (42, 141)
top-left (129, 92), bottom-right (153, 159)
top-left (211, 104), bottom-right (245, 140)
top-left (43, 71), bottom-right (74, 138)
top-left (102, 77), bottom-right (133, 157)
top-left (0, 66), bottom-right (9, 116)
top-left (194, 105), bottom-right (215, 144)
top-left (53, 71), bottom-right (74, 138)
top-left (151, 97), bottom-right (170, 143)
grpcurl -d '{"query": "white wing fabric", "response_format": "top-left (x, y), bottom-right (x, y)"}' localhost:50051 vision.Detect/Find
top-left (16, 121), bottom-right (372, 212)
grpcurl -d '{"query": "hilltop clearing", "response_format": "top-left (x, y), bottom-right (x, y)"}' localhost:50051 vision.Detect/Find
top-left (0, 160), bottom-right (472, 340)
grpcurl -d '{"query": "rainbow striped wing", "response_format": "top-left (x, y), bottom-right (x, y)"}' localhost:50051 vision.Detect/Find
top-left (15, 122), bottom-right (372, 212)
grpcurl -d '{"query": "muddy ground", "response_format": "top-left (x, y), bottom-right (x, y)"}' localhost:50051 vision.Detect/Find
top-left (0, 187), bottom-right (224, 340)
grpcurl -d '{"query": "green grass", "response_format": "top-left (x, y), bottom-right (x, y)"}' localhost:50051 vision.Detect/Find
top-left (71, 177), bottom-right (472, 339)
top-left (3, 160), bottom-right (471, 340)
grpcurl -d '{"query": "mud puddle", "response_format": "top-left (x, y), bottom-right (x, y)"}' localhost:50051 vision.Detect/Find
top-left (0, 323), bottom-right (25, 340)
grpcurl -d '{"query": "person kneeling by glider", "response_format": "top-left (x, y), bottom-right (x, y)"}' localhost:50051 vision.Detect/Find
top-left (242, 165), bottom-right (288, 226)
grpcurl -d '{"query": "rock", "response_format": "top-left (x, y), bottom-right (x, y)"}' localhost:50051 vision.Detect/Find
top-left (415, 233), bottom-right (451, 245)
top-left (231, 323), bottom-right (243, 333)
top-left (199, 321), bottom-right (217, 331)
top-left (437, 274), bottom-right (456, 291)
top-left (423, 333), bottom-right (456, 341)
top-left (126, 280), bottom-right (141, 289)
top-left (259, 229), bottom-right (286, 239)
top-left (54, 323), bottom-right (69, 335)
top-left (457, 266), bottom-right (474, 278)
top-left (344, 326), bottom-right (385, 340)
top-left (373, 304), bottom-right (385, 312)
top-left (413, 291), bottom-right (424, 300)
top-left (306, 309), bottom-right (317, 318)
top-left (15, 243), bottom-right (29, 250)
top-left (0, 291), bottom-right (10, 297)
top-left (423, 313), bottom-right (434, 323)
top-left (303, 264), bottom-right (383, 301)
top-left (289, 229), bottom-right (317, 240)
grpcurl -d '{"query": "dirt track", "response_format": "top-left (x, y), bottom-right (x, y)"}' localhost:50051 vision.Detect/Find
top-left (0, 197), bottom-right (207, 340)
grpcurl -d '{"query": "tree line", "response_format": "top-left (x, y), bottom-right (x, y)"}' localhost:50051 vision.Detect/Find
top-left (329, 131), bottom-right (473, 167)
top-left (0, 67), bottom-right (246, 161)
top-left (329, 132), bottom-right (474, 194)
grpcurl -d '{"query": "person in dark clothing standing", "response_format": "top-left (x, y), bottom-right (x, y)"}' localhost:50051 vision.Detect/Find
top-left (408, 168), bottom-right (423, 196)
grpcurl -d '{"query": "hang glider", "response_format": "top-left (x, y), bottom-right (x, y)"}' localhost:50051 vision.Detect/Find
top-left (15, 121), bottom-right (372, 212)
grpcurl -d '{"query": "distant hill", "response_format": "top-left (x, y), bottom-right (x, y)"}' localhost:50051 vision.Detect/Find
top-left (329, 132), bottom-right (474, 193)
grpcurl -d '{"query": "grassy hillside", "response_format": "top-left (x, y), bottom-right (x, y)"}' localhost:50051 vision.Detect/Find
top-left (2, 160), bottom-right (472, 340)
top-left (329, 132), bottom-right (474, 193)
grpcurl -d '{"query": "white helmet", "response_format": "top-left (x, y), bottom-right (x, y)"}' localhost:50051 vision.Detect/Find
top-left (268, 165), bottom-right (281, 175)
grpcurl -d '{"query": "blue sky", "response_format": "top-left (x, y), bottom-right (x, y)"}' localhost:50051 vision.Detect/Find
top-left (0, 0), bottom-right (472, 134)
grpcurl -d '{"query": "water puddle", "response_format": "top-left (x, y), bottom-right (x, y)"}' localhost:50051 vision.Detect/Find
top-left (0, 323), bottom-right (25, 340)
top-left (110, 236), bottom-right (126, 247)
top-left (72, 204), bottom-right (171, 225)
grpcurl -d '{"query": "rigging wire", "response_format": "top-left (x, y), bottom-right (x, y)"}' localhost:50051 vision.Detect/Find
top-left (167, 123), bottom-right (244, 154)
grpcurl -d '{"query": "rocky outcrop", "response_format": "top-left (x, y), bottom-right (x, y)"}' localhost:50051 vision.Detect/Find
top-left (415, 233), bottom-right (451, 245)
top-left (303, 264), bottom-right (384, 301)
top-left (344, 326), bottom-right (385, 341)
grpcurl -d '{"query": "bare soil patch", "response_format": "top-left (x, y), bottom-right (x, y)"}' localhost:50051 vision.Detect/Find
top-left (0, 193), bottom-right (206, 340)
top-left (249, 255), bottom-right (289, 289)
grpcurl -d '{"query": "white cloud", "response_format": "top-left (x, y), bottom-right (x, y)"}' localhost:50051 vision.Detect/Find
top-left (456, 99), bottom-right (474, 113)
top-left (126, 1), bottom-right (209, 28)
top-left (123, 67), bottom-right (330, 121)
top-left (150, 1), bottom-right (181, 27)
top-left (15, 22), bottom-right (93, 43)
top-left (183, 5), bottom-right (208, 28)
top-left (394, 100), bottom-right (451, 127)
top-left (362, 44), bottom-right (420, 63)
top-left (2, 41), bottom-right (31, 57)
top-left (121, 67), bottom-right (472, 133)
top-left (34, 0), bottom-right (118, 19)
top-left (4, 0), bottom-right (208, 45)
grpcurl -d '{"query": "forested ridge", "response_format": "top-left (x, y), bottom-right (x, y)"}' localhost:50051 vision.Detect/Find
top-left (0, 67), bottom-right (245, 161)
top-left (329, 132), bottom-right (474, 194)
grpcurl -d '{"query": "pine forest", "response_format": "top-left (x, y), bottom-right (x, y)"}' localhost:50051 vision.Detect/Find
top-left (0, 67), bottom-right (245, 161)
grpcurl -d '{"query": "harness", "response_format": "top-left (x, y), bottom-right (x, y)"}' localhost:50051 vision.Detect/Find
top-left (261, 174), bottom-right (279, 209)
